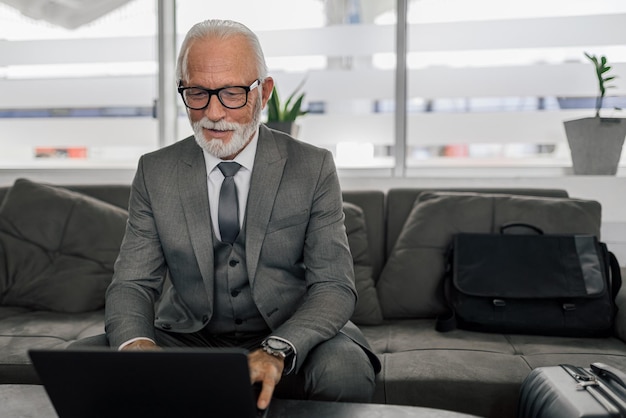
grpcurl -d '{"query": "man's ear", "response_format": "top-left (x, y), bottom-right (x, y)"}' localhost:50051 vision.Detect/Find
top-left (261, 77), bottom-right (274, 108)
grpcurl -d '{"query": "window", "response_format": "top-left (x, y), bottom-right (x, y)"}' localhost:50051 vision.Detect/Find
top-left (404, 0), bottom-right (626, 172)
top-left (1, 0), bottom-right (625, 175)
top-left (0, 0), bottom-right (157, 165)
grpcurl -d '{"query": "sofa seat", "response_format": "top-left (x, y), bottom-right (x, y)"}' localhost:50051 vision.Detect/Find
top-left (361, 319), bottom-right (626, 417)
top-left (0, 306), bottom-right (104, 384)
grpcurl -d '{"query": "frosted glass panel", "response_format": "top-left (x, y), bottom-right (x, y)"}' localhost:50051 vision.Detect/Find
top-left (405, 0), bottom-right (626, 166)
top-left (2, 0), bottom-right (625, 172)
top-left (0, 0), bottom-right (158, 166)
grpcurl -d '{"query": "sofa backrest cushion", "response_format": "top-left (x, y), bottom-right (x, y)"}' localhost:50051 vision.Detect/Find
top-left (343, 201), bottom-right (384, 325)
top-left (377, 191), bottom-right (601, 319)
top-left (0, 184), bottom-right (131, 212)
top-left (385, 188), bottom-right (570, 259)
top-left (342, 190), bottom-right (386, 280)
top-left (0, 178), bottom-right (128, 312)
top-left (62, 185), bottom-right (131, 211)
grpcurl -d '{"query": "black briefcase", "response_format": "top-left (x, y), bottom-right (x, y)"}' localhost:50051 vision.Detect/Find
top-left (436, 223), bottom-right (622, 337)
top-left (518, 363), bottom-right (626, 417)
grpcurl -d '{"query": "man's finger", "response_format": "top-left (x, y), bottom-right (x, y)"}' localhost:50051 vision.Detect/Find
top-left (257, 378), bottom-right (275, 410)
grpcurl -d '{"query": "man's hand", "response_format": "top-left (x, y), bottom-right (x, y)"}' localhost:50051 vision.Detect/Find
top-left (248, 348), bottom-right (284, 410)
top-left (121, 339), bottom-right (160, 351)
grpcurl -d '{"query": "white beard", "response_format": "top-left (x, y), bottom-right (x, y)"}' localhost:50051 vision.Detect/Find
top-left (191, 97), bottom-right (262, 159)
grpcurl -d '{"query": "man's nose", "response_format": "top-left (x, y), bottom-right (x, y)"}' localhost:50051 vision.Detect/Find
top-left (204, 94), bottom-right (226, 120)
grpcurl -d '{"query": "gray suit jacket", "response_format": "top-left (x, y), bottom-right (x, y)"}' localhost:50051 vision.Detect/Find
top-left (105, 125), bottom-right (380, 373)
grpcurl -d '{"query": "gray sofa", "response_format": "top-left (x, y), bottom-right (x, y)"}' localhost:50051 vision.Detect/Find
top-left (1, 178), bottom-right (626, 418)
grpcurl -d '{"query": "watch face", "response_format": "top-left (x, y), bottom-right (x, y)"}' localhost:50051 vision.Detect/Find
top-left (267, 338), bottom-right (290, 351)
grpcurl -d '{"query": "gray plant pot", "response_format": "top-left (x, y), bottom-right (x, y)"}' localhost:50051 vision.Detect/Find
top-left (564, 117), bottom-right (626, 175)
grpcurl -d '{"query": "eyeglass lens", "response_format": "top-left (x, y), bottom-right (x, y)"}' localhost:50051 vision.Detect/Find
top-left (182, 87), bottom-right (248, 109)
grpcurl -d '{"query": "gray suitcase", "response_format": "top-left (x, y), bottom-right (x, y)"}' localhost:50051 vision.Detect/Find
top-left (518, 363), bottom-right (626, 417)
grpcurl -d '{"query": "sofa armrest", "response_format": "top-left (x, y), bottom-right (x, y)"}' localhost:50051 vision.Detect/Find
top-left (614, 267), bottom-right (626, 342)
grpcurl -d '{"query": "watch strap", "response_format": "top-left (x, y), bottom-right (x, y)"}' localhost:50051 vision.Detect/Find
top-left (261, 337), bottom-right (296, 374)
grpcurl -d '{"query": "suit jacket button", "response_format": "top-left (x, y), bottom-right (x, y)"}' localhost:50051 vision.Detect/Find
top-left (229, 259), bottom-right (239, 267)
top-left (202, 315), bottom-right (209, 323)
top-left (235, 318), bottom-right (243, 325)
top-left (231, 289), bottom-right (240, 297)
top-left (161, 323), bottom-right (172, 330)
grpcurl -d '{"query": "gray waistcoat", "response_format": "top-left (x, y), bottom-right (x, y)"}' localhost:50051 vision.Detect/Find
top-left (205, 226), bottom-right (269, 335)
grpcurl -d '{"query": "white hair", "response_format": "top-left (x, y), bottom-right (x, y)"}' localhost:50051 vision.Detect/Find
top-left (176, 19), bottom-right (268, 82)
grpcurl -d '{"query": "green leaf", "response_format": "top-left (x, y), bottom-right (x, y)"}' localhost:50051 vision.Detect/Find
top-left (600, 56), bottom-right (607, 67)
top-left (265, 79), bottom-right (307, 122)
top-left (600, 65), bottom-right (612, 74)
top-left (584, 52), bottom-right (619, 118)
top-left (284, 94), bottom-right (307, 121)
top-left (267, 86), bottom-right (281, 121)
top-left (584, 52), bottom-right (598, 66)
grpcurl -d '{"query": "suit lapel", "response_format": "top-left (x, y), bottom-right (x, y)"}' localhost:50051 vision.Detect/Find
top-left (246, 126), bottom-right (286, 281)
top-left (177, 138), bottom-right (215, 297)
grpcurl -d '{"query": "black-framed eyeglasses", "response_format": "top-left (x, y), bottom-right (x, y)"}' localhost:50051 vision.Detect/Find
top-left (177, 79), bottom-right (260, 110)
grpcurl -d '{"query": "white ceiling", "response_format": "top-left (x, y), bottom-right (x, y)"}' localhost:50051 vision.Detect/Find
top-left (0, 0), bottom-right (133, 29)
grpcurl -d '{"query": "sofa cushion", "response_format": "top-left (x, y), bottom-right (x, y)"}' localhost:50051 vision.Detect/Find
top-left (384, 188), bottom-right (570, 259)
top-left (359, 317), bottom-right (626, 417)
top-left (377, 191), bottom-right (602, 319)
top-left (342, 191), bottom-right (386, 280)
top-left (0, 306), bottom-right (105, 384)
top-left (343, 202), bottom-right (383, 325)
top-left (381, 349), bottom-right (530, 417)
top-left (0, 179), bottom-right (128, 313)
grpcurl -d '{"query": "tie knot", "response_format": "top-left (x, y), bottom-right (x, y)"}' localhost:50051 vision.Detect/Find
top-left (218, 162), bottom-right (241, 178)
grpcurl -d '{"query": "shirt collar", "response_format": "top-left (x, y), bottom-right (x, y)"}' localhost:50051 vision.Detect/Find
top-left (203, 128), bottom-right (259, 174)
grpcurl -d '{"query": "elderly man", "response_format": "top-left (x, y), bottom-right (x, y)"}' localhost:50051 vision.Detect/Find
top-left (102, 19), bottom-right (380, 410)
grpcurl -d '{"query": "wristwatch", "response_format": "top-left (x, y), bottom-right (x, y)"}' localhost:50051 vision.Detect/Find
top-left (261, 337), bottom-right (294, 360)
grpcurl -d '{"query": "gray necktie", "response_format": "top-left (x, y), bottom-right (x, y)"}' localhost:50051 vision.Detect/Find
top-left (217, 162), bottom-right (241, 244)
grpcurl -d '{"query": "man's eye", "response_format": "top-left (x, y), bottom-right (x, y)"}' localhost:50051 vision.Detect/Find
top-left (222, 90), bottom-right (243, 98)
top-left (188, 90), bottom-right (207, 97)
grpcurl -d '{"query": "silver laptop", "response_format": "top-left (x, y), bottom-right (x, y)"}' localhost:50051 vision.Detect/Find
top-left (29, 347), bottom-right (269, 418)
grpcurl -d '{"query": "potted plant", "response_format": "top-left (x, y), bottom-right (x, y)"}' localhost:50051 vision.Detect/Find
top-left (564, 53), bottom-right (626, 175)
top-left (265, 79), bottom-right (308, 137)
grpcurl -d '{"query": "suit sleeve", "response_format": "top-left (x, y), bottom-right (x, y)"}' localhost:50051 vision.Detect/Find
top-left (105, 156), bottom-right (167, 348)
top-left (270, 150), bottom-right (357, 370)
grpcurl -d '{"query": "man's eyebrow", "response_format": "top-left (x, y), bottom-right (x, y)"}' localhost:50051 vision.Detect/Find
top-left (184, 82), bottom-right (246, 89)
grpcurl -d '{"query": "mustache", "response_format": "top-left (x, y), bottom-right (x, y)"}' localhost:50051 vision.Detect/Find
top-left (193, 118), bottom-right (240, 131)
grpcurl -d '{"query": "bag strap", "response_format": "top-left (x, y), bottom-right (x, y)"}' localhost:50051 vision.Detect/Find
top-left (599, 242), bottom-right (623, 326)
top-left (600, 242), bottom-right (622, 301)
top-left (608, 249), bottom-right (622, 301)
top-left (436, 240), bottom-right (457, 332)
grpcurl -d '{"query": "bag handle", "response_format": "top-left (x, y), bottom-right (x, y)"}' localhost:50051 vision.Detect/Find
top-left (591, 362), bottom-right (626, 389)
top-left (499, 223), bottom-right (544, 235)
